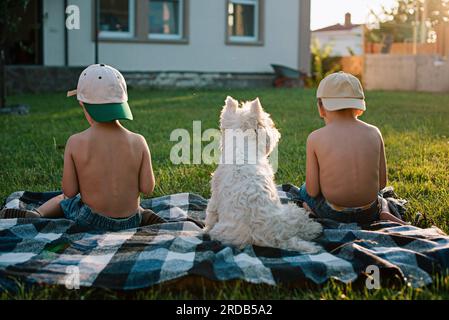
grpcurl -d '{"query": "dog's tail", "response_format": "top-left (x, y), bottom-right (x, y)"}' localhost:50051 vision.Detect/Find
top-left (251, 203), bottom-right (323, 253)
top-left (282, 237), bottom-right (322, 254)
top-left (280, 203), bottom-right (323, 241)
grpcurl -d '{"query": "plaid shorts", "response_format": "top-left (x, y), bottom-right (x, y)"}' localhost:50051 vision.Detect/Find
top-left (298, 184), bottom-right (381, 225)
top-left (60, 194), bottom-right (142, 231)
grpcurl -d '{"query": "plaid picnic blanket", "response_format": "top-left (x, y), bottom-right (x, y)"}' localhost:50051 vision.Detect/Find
top-left (1, 185), bottom-right (448, 292)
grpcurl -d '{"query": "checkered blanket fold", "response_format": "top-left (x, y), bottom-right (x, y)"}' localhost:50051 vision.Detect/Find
top-left (0, 185), bottom-right (448, 292)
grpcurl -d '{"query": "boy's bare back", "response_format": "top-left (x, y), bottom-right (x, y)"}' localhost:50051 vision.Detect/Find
top-left (0, 65), bottom-right (160, 230)
top-left (299, 72), bottom-right (407, 225)
top-left (63, 123), bottom-right (154, 218)
top-left (307, 118), bottom-right (386, 208)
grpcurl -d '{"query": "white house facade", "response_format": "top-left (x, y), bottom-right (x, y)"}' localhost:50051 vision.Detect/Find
top-left (42, 0), bottom-right (311, 74)
top-left (311, 13), bottom-right (364, 57)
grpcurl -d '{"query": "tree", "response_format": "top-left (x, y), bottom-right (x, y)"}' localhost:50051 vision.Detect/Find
top-left (0, 0), bottom-right (30, 109)
top-left (366, 0), bottom-right (449, 44)
top-left (306, 38), bottom-right (341, 87)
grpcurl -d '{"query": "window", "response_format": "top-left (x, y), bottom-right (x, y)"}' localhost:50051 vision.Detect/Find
top-left (227, 0), bottom-right (262, 44)
top-left (94, 0), bottom-right (188, 43)
top-left (99, 0), bottom-right (135, 38)
top-left (148, 0), bottom-right (183, 40)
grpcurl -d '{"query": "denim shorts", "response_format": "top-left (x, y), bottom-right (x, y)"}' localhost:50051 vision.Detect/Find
top-left (298, 184), bottom-right (380, 225)
top-left (60, 194), bottom-right (142, 231)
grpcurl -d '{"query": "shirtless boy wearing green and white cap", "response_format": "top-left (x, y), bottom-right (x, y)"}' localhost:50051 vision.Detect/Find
top-left (1, 64), bottom-right (165, 230)
top-left (298, 71), bottom-right (407, 225)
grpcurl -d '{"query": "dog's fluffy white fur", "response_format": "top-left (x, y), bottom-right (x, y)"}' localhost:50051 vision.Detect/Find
top-left (204, 96), bottom-right (322, 253)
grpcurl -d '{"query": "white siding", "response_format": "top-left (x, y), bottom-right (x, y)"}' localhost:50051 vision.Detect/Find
top-left (312, 26), bottom-right (363, 57)
top-left (43, 0), bottom-right (65, 66)
top-left (44, 0), bottom-right (304, 73)
top-left (67, 0), bottom-right (96, 66)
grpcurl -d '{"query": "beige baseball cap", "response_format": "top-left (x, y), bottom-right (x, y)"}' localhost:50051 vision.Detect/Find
top-left (316, 71), bottom-right (366, 111)
top-left (67, 64), bottom-right (133, 122)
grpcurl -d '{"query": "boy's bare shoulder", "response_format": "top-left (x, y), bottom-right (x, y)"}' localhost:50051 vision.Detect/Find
top-left (128, 131), bottom-right (147, 143)
top-left (307, 127), bottom-right (327, 144)
top-left (357, 120), bottom-right (383, 137)
top-left (65, 129), bottom-right (90, 148)
top-left (126, 130), bottom-right (149, 149)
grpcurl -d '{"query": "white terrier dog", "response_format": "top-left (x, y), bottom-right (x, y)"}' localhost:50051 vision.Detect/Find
top-left (204, 96), bottom-right (322, 253)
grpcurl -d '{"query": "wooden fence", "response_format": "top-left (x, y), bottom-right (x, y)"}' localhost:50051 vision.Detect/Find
top-left (364, 23), bottom-right (449, 56)
top-left (337, 24), bottom-right (449, 91)
top-left (365, 43), bottom-right (438, 55)
top-left (340, 56), bottom-right (364, 77)
top-left (364, 54), bottom-right (449, 92)
top-left (436, 23), bottom-right (449, 57)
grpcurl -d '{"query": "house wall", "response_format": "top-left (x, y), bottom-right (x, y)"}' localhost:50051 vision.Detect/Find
top-left (312, 26), bottom-right (363, 56)
top-left (43, 0), bottom-right (65, 66)
top-left (43, 0), bottom-right (309, 73)
top-left (298, 0), bottom-right (311, 74)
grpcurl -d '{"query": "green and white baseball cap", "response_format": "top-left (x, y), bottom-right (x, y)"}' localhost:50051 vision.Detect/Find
top-left (317, 71), bottom-right (366, 112)
top-left (67, 64), bottom-right (133, 122)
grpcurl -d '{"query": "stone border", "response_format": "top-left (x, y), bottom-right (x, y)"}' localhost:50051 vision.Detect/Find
top-left (6, 66), bottom-right (276, 94)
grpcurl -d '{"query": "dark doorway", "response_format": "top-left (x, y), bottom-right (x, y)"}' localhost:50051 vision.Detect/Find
top-left (6, 0), bottom-right (43, 65)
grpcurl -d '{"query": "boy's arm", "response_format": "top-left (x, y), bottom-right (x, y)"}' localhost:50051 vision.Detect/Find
top-left (305, 133), bottom-right (320, 198)
top-left (139, 136), bottom-right (155, 196)
top-left (379, 134), bottom-right (387, 190)
top-left (62, 136), bottom-right (79, 198)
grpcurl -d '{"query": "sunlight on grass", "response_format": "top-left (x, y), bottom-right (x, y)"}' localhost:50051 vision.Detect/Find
top-left (1, 88), bottom-right (448, 299)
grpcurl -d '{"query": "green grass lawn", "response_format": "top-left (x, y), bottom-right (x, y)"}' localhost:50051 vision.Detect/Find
top-left (1, 88), bottom-right (448, 299)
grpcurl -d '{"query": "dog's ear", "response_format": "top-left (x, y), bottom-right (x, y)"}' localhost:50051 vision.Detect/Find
top-left (265, 126), bottom-right (281, 156)
top-left (224, 96), bottom-right (238, 113)
top-left (250, 98), bottom-right (263, 117)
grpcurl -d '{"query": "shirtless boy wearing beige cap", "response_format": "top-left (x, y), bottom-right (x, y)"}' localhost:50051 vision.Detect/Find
top-left (298, 72), bottom-right (407, 225)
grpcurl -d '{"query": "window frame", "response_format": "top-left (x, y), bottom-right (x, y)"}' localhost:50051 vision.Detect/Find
top-left (98, 0), bottom-right (136, 39)
top-left (148, 0), bottom-right (184, 41)
top-left (93, 0), bottom-right (189, 44)
top-left (226, 0), bottom-right (264, 46)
